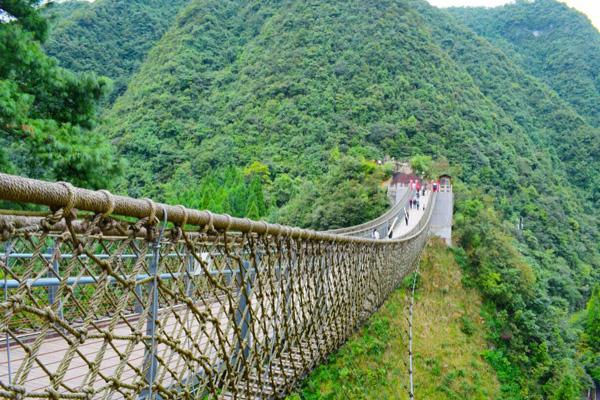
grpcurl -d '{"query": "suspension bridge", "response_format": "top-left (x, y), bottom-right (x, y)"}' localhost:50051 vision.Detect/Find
top-left (0, 172), bottom-right (452, 399)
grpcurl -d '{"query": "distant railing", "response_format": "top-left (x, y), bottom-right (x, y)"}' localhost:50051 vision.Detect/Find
top-left (0, 173), bottom-right (435, 399)
top-left (326, 187), bottom-right (413, 238)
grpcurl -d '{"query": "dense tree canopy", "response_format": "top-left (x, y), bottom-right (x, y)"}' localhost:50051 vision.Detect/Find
top-left (587, 286), bottom-right (600, 353)
top-left (0, 0), bottom-right (121, 188)
top-left (44, 0), bottom-right (190, 104)
top-left (43, 0), bottom-right (87, 29)
top-left (275, 156), bottom-right (389, 230)
top-left (449, 0), bottom-right (600, 128)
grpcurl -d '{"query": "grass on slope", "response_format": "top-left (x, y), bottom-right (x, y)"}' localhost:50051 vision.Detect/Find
top-left (288, 239), bottom-right (499, 399)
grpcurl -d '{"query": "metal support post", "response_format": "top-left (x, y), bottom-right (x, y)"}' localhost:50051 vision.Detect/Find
top-left (233, 260), bottom-right (253, 372)
top-left (48, 239), bottom-right (63, 320)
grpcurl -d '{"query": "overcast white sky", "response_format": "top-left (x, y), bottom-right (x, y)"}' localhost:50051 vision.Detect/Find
top-left (426, 0), bottom-right (600, 30)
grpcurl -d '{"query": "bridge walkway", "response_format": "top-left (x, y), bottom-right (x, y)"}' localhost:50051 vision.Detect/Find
top-left (391, 190), bottom-right (431, 239)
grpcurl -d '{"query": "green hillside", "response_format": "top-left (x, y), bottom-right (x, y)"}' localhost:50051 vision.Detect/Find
top-left (415, 0), bottom-right (600, 210)
top-left (448, 0), bottom-right (600, 128)
top-left (290, 240), bottom-right (501, 399)
top-left (4, 0), bottom-right (598, 396)
top-left (44, 0), bottom-right (190, 103)
top-left (43, 0), bottom-right (89, 28)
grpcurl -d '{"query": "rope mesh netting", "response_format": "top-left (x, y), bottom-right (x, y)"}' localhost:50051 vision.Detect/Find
top-left (0, 173), bottom-right (434, 399)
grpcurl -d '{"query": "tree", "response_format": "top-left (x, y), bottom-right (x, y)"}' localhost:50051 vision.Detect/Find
top-left (0, 0), bottom-right (121, 189)
top-left (549, 372), bottom-right (581, 400)
top-left (410, 155), bottom-right (433, 178)
top-left (243, 161), bottom-right (271, 185)
top-left (164, 167), bottom-right (269, 219)
top-left (1, 0), bottom-right (48, 40)
top-left (271, 174), bottom-right (297, 207)
top-left (248, 176), bottom-right (267, 217)
top-left (586, 285), bottom-right (600, 352)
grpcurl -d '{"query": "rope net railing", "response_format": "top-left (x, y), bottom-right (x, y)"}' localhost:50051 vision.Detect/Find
top-left (0, 173), bottom-right (435, 399)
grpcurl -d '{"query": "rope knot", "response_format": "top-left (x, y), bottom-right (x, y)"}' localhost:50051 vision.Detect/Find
top-left (142, 198), bottom-right (158, 226)
top-left (259, 221), bottom-right (269, 237)
top-left (201, 211), bottom-right (216, 234)
top-left (0, 221), bottom-right (15, 241)
top-left (59, 230), bottom-right (71, 243)
top-left (98, 259), bottom-right (113, 275)
top-left (8, 294), bottom-right (25, 313)
top-left (125, 278), bottom-right (137, 290)
top-left (83, 386), bottom-right (96, 400)
top-left (11, 384), bottom-right (26, 400)
top-left (133, 330), bottom-right (143, 343)
top-left (76, 326), bottom-right (88, 344)
top-left (98, 189), bottom-right (115, 218)
top-left (46, 387), bottom-right (61, 400)
top-left (44, 306), bottom-right (56, 321)
top-left (41, 208), bottom-right (63, 231)
top-left (175, 205), bottom-right (188, 227)
top-left (57, 181), bottom-right (76, 212)
top-left (102, 329), bottom-right (114, 342)
top-left (169, 205), bottom-right (188, 241)
top-left (223, 214), bottom-right (233, 232)
top-left (108, 376), bottom-right (120, 390)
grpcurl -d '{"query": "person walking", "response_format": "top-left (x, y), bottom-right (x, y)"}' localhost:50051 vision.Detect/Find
top-left (372, 229), bottom-right (380, 239)
top-left (404, 208), bottom-right (409, 225)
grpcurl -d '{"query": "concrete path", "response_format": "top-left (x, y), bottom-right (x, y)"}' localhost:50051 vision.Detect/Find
top-left (391, 190), bottom-right (431, 238)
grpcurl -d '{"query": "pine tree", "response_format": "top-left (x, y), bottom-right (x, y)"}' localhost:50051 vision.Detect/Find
top-left (0, 0), bottom-right (121, 189)
top-left (586, 284), bottom-right (600, 352)
top-left (248, 176), bottom-right (267, 217)
top-left (244, 200), bottom-right (261, 221)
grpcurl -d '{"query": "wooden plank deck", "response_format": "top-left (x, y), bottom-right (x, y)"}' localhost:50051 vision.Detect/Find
top-left (0, 284), bottom-right (303, 399)
top-left (0, 299), bottom-right (234, 398)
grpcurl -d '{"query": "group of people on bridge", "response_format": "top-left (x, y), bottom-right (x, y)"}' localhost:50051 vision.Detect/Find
top-left (371, 177), bottom-right (434, 240)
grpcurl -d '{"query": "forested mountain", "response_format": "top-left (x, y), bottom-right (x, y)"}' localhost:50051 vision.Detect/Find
top-left (6, 0), bottom-right (599, 397)
top-left (44, 0), bottom-right (190, 104)
top-left (415, 0), bottom-right (599, 210)
top-left (44, 0), bottom-right (88, 27)
top-left (448, 0), bottom-right (600, 128)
